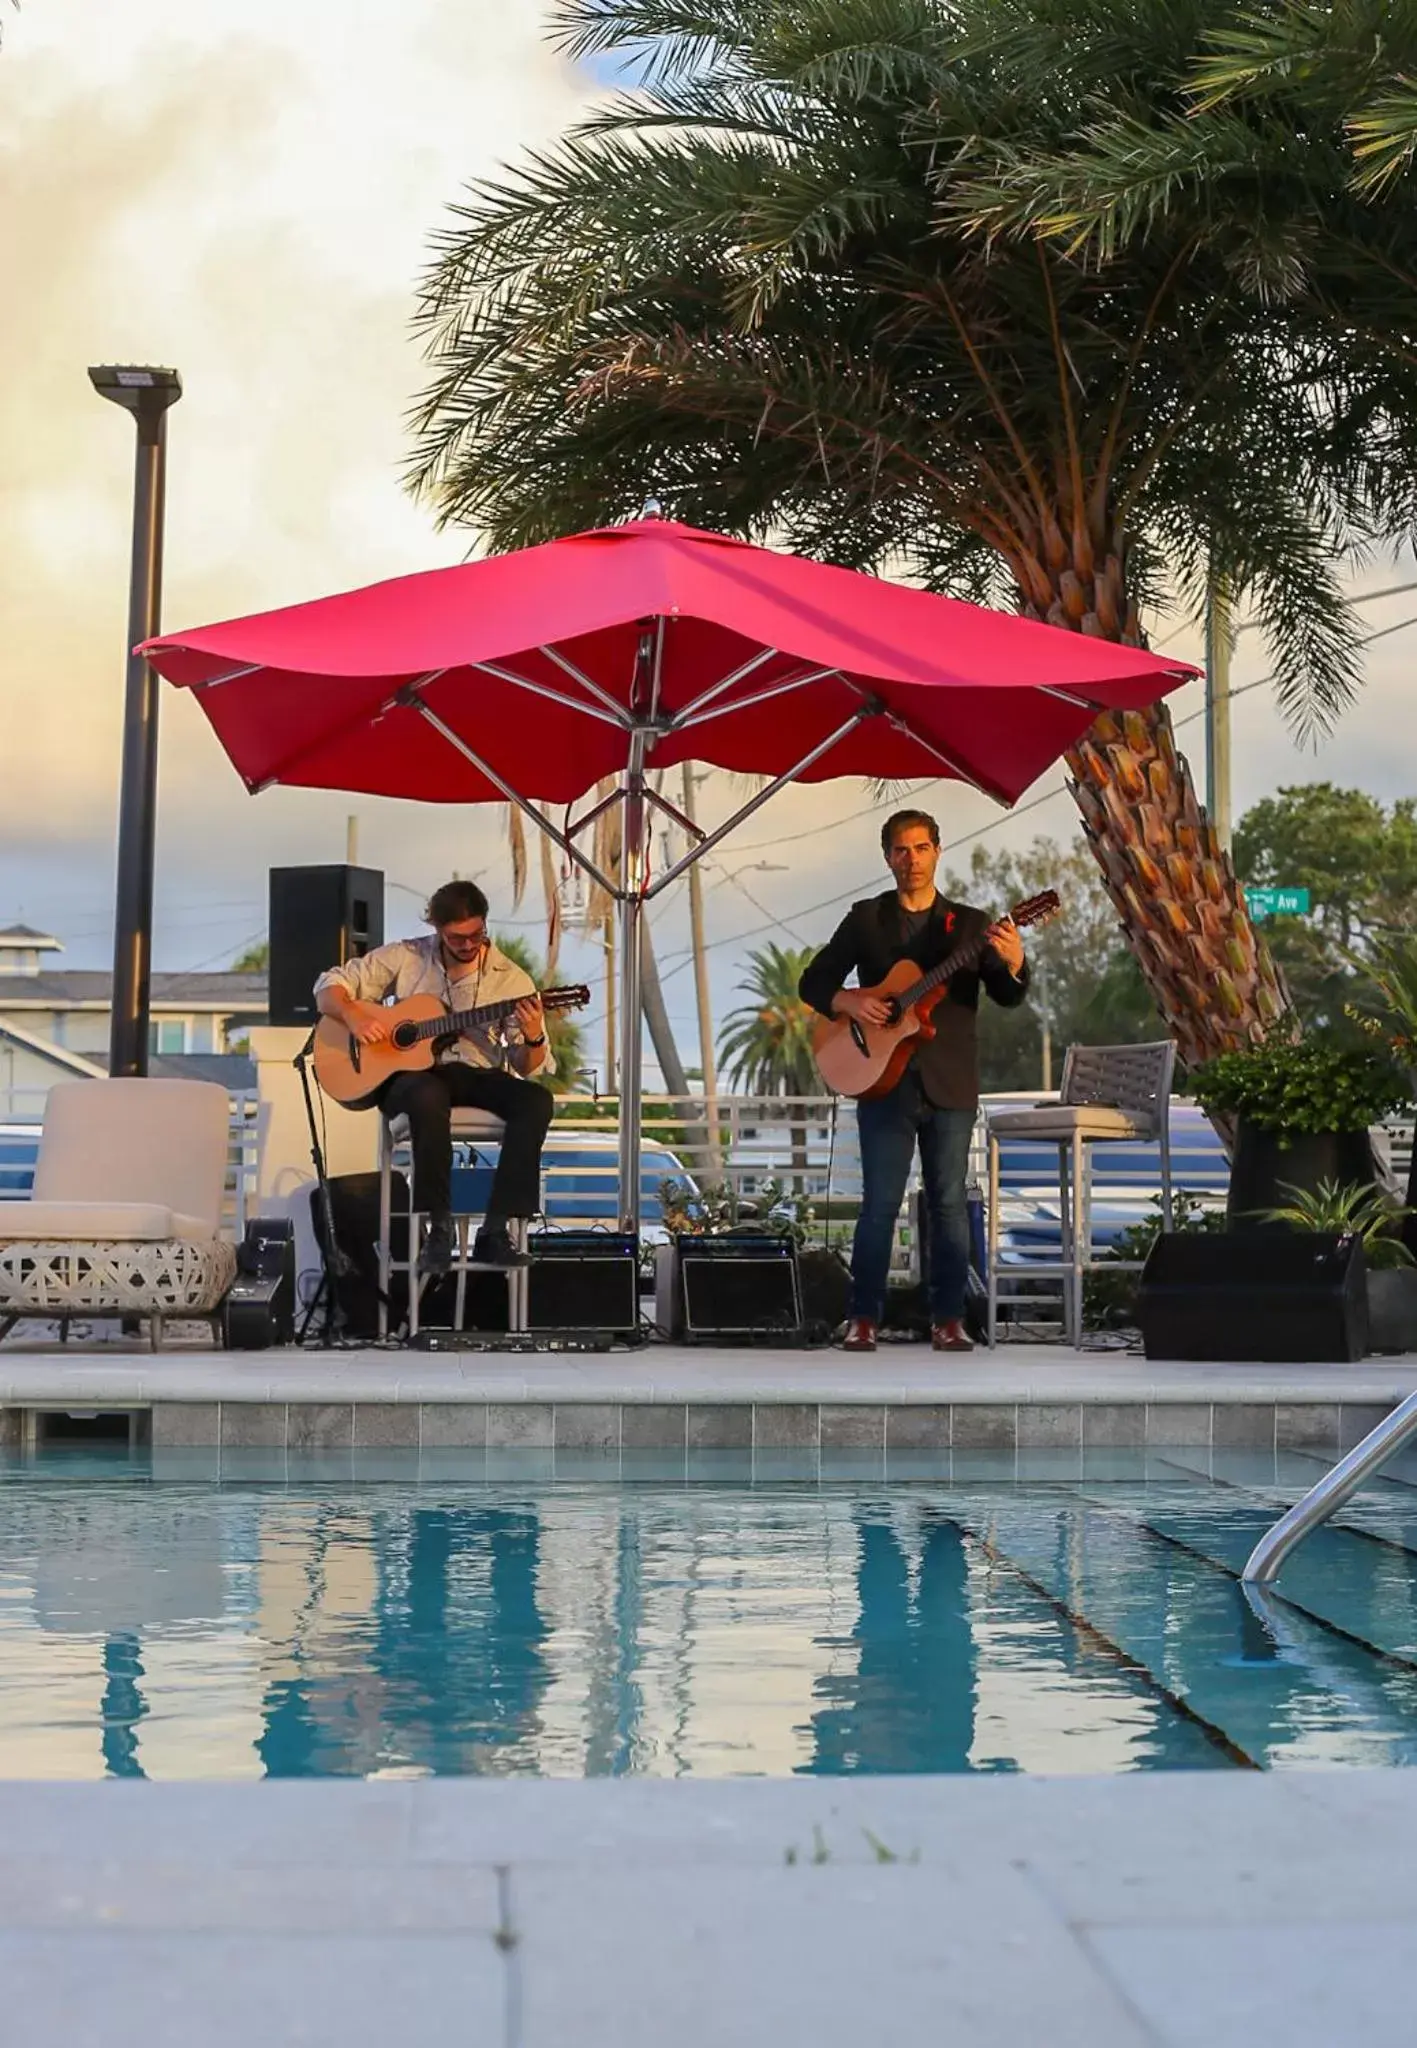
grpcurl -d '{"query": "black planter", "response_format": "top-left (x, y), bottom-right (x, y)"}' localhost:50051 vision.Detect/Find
top-left (1226, 1120), bottom-right (1377, 1231)
top-left (1367, 1268), bottom-right (1417, 1355)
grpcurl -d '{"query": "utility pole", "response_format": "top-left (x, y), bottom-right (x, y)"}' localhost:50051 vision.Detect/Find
top-left (345, 815), bottom-right (359, 865)
top-left (604, 913), bottom-right (617, 1096)
top-left (1204, 572), bottom-right (1233, 849)
top-left (1036, 949), bottom-right (1053, 1093)
top-left (681, 764), bottom-right (722, 1168)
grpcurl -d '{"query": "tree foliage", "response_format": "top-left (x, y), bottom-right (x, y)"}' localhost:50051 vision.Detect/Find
top-left (717, 941), bottom-right (825, 1096)
top-left (1233, 784), bottom-right (1417, 1033)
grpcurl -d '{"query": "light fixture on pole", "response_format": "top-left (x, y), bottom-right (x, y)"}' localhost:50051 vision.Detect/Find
top-left (89, 364), bottom-right (182, 1078)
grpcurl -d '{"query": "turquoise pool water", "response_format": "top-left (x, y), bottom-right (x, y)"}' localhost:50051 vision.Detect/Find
top-left (2, 1451), bottom-right (1417, 1778)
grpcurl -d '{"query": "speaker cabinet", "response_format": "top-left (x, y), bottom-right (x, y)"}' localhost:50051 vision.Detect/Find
top-left (528, 1231), bottom-right (641, 1337)
top-left (268, 864), bottom-right (385, 1027)
top-left (674, 1234), bottom-right (803, 1340)
top-left (1138, 1230), bottom-right (1368, 1363)
top-left (223, 1216), bottom-right (296, 1348)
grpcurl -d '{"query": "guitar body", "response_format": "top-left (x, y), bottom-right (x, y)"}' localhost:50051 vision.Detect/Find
top-left (810, 960), bottom-right (942, 1101)
top-left (313, 994), bottom-right (455, 1108)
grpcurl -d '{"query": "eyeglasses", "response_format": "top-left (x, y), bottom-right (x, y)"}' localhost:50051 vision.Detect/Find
top-left (440, 927), bottom-right (488, 950)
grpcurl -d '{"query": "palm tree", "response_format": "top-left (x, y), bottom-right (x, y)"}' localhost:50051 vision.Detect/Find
top-left (718, 942), bottom-right (825, 1177)
top-left (411, 0), bottom-right (1417, 1070)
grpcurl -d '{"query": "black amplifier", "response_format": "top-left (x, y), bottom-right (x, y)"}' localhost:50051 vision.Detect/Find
top-left (675, 1233), bottom-right (803, 1341)
top-left (223, 1217), bottom-right (297, 1349)
top-left (527, 1231), bottom-right (642, 1339)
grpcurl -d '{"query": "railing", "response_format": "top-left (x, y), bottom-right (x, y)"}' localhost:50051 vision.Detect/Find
top-left (1243, 1392), bottom-right (1417, 1584)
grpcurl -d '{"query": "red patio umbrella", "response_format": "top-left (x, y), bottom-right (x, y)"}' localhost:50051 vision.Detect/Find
top-left (143, 515), bottom-right (1195, 1226)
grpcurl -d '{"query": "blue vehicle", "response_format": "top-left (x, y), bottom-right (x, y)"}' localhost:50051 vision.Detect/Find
top-left (451, 1135), bottom-right (696, 1241)
top-left (0, 1125), bottom-right (40, 1200)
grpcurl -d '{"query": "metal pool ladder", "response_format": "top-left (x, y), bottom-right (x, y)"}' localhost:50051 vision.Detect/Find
top-left (1244, 1390), bottom-right (1417, 1583)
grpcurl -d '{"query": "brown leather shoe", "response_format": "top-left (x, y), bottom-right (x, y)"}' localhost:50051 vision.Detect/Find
top-left (841, 1318), bottom-right (878, 1353)
top-left (931, 1320), bottom-right (974, 1354)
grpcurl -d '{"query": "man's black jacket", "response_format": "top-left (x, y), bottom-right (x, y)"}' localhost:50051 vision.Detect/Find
top-left (798, 892), bottom-right (1031, 1111)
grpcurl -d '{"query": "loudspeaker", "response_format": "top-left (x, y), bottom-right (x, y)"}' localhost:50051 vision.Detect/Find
top-left (268, 864), bottom-right (384, 1027)
top-left (528, 1231), bottom-right (641, 1338)
top-left (676, 1233), bottom-right (803, 1341)
top-left (1138, 1230), bottom-right (1368, 1363)
top-left (223, 1216), bottom-right (296, 1348)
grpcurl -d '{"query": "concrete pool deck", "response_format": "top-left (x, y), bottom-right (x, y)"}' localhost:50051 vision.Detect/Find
top-left (0, 1769), bottom-right (1412, 2046)
top-left (1, 1342), bottom-right (1414, 1463)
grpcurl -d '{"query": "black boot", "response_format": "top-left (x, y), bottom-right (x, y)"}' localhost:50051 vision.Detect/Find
top-left (418, 1219), bottom-right (455, 1277)
top-left (472, 1222), bottom-right (529, 1269)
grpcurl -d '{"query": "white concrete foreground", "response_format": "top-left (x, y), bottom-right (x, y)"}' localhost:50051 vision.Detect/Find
top-left (0, 1770), bottom-right (1413, 2046)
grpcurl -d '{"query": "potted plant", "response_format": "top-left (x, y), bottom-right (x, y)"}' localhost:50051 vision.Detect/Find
top-left (1345, 930), bottom-right (1417, 1258)
top-left (1260, 1179), bottom-right (1417, 1354)
top-left (1191, 1033), bottom-right (1410, 1228)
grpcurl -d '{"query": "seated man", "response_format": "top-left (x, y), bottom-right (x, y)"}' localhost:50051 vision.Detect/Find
top-left (314, 878), bottom-right (554, 1275)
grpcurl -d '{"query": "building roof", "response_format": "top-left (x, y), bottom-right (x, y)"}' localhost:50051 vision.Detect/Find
top-left (0, 924), bottom-right (62, 951)
top-left (0, 970), bottom-right (267, 1011)
top-left (0, 1016), bottom-right (107, 1079)
top-left (144, 1051), bottom-right (259, 1090)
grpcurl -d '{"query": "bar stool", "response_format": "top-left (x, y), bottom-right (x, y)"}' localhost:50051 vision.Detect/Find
top-left (378, 1109), bottom-right (533, 1339)
top-left (984, 1040), bottom-right (1176, 1348)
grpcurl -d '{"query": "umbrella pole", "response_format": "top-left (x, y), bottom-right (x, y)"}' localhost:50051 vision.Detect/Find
top-left (617, 742), bottom-right (648, 1234)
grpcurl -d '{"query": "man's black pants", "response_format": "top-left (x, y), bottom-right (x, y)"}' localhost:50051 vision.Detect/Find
top-left (380, 1064), bottom-right (553, 1224)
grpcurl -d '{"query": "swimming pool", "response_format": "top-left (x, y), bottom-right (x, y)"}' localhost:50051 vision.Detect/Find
top-left (3, 1454), bottom-right (1416, 1779)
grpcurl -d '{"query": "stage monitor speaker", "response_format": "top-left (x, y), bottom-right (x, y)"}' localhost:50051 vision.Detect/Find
top-left (268, 864), bottom-right (384, 1028)
top-left (223, 1216), bottom-right (297, 1348)
top-left (1138, 1230), bottom-right (1368, 1363)
top-left (528, 1231), bottom-right (641, 1338)
top-left (676, 1234), bottom-right (803, 1340)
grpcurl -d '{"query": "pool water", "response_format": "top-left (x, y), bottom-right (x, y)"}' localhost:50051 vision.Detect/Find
top-left (3, 1453), bottom-right (1417, 1779)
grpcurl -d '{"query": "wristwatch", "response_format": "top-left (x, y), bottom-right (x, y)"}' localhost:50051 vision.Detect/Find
top-left (523, 1034), bottom-right (547, 1048)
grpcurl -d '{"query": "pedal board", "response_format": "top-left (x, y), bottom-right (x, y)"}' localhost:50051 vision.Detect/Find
top-left (408, 1328), bottom-right (637, 1354)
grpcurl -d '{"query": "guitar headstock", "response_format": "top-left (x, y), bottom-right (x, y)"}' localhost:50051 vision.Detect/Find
top-left (1008, 890), bottom-right (1061, 932)
top-left (542, 985), bottom-right (592, 1013)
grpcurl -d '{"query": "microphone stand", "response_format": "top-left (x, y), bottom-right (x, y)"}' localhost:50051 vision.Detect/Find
top-left (293, 1030), bottom-right (352, 1347)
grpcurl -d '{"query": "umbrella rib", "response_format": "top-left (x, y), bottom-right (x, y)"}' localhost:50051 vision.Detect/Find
top-left (644, 706), bottom-right (876, 900)
top-left (1039, 685), bottom-right (1104, 711)
top-left (879, 709), bottom-right (1011, 805)
top-left (671, 646), bottom-right (779, 722)
top-left (193, 662), bottom-right (262, 691)
top-left (671, 667), bottom-right (841, 733)
top-left (469, 660), bottom-right (631, 730)
top-left (411, 702), bottom-right (620, 898)
top-left (537, 644), bottom-right (635, 723)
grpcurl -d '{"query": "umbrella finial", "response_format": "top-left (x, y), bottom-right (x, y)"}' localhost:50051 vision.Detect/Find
top-left (639, 495), bottom-right (664, 522)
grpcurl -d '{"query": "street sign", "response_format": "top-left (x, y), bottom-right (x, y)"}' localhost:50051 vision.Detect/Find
top-left (1244, 886), bottom-right (1311, 919)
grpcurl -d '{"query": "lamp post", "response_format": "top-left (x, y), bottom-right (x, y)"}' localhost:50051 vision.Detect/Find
top-left (89, 365), bottom-right (182, 1077)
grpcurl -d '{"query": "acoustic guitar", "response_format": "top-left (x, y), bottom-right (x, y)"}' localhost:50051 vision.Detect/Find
top-left (810, 893), bottom-right (1060, 1100)
top-left (313, 986), bottom-right (590, 1109)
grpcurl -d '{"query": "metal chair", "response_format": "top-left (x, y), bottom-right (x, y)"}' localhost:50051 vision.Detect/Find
top-left (378, 1109), bottom-right (531, 1339)
top-left (984, 1040), bottom-right (1176, 1347)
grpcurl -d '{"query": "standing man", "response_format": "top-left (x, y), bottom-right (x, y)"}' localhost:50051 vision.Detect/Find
top-left (799, 811), bottom-right (1029, 1353)
top-left (315, 879), bottom-right (554, 1275)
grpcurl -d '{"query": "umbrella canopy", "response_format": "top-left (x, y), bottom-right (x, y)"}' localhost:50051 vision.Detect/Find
top-left (143, 518), bottom-right (1194, 810)
top-left (144, 516), bottom-right (1196, 1233)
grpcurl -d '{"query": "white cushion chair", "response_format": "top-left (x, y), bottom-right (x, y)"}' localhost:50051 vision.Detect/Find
top-left (984, 1041), bottom-right (1177, 1348)
top-left (378, 1109), bottom-right (532, 1339)
top-left (0, 1079), bottom-right (238, 1349)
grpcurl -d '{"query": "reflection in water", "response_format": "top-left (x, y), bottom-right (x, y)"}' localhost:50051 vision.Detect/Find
top-left (808, 1514), bottom-right (975, 1774)
top-left (100, 1632), bottom-right (147, 1780)
top-left (3, 1479), bottom-right (1415, 1778)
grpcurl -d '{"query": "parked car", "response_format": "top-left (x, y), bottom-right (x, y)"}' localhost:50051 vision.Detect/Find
top-left (450, 1134), bottom-right (696, 1244)
top-left (0, 1124), bottom-right (41, 1200)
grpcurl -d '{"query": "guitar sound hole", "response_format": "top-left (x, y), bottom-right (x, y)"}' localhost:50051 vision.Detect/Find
top-left (393, 1023), bottom-right (419, 1050)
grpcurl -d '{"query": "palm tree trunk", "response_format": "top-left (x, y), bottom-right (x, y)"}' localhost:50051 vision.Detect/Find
top-left (1017, 536), bottom-right (1289, 1071)
top-left (638, 922), bottom-right (690, 1098)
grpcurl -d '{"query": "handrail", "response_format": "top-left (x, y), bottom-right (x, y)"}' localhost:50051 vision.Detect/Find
top-left (1242, 1389), bottom-right (1417, 1583)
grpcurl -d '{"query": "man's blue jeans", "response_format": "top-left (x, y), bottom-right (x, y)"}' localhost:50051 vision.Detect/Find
top-left (851, 1071), bottom-right (974, 1324)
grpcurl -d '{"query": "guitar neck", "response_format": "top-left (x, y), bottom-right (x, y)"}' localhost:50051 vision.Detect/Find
top-left (897, 927), bottom-right (998, 1011)
top-left (409, 996), bottom-right (526, 1046)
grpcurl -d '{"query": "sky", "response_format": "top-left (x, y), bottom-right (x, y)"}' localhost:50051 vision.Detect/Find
top-left (2, 0), bottom-right (1416, 1076)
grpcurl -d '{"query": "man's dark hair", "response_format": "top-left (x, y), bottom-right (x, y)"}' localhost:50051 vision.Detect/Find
top-left (425, 878), bottom-right (489, 926)
top-left (880, 809), bottom-right (941, 857)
